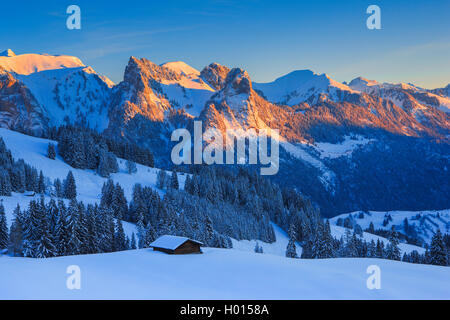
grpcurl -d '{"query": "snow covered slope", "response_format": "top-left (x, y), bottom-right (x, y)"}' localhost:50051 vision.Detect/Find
top-left (162, 61), bottom-right (201, 77)
top-left (331, 225), bottom-right (425, 254)
top-left (0, 127), bottom-right (185, 208)
top-left (1, 248), bottom-right (448, 299)
top-left (152, 60), bottom-right (216, 117)
top-left (331, 210), bottom-right (450, 245)
top-left (17, 67), bottom-right (113, 130)
top-left (0, 127), bottom-right (295, 257)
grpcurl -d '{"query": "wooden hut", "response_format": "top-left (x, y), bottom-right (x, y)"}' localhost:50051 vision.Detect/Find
top-left (149, 235), bottom-right (203, 254)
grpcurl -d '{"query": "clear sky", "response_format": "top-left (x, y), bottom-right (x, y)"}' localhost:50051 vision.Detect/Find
top-left (1, 0), bottom-right (449, 88)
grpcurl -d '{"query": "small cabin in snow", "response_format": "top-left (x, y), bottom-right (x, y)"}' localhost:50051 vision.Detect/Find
top-left (149, 235), bottom-right (203, 254)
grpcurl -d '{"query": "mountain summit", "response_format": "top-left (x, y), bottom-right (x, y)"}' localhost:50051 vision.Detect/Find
top-left (0, 49), bottom-right (16, 57)
top-left (253, 70), bottom-right (355, 105)
top-left (0, 51), bottom-right (84, 75)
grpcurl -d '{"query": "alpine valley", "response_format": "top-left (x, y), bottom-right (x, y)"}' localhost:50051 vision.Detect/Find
top-left (1, 49), bottom-right (448, 217)
top-left (0, 49), bottom-right (449, 299)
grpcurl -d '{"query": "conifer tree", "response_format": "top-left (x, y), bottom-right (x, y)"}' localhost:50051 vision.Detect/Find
top-left (204, 216), bottom-right (214, 246)
top-left (142, 224), bottom-right (156, 248)
top-left (170, 170), bottom-right (179, 190)
top-left (46, 199), bottom-right (59, 240)
top-left (114, 220), bottom-right (127, 251)
top-left (100, 179), bottom-right (115, 208)
top-left (54, 178), bottom-right (62, 198)
top-left (0, 169), bottom-right (12, 196)
top-left (112, 184), bottom-right (128, 219)
top-left (8, 205), bottom-right (24, 256)
top-left (130, 232), bottom-right (137, 250)
top-left (286, 223), bottom-right (298, 258)
top-left (126, 160), bottom-right (137, 174)
top-left (35, 203), bottom-right (56, 258)
top-left (63, 171), bottom-right (77, 199)
top-left (254, 242), bottom-right (263, 253)
top-left (77, 203), bottom-right (90, 254)
top-left (184, 175), bottom-right (192, 194)
top-left (375, 239), bottom-right (384, 258)
top-left (345, 231), bottom-right (359, 257)
top-left (136, 219), bottom-right (146, 249)
top-left (56, 200), bottom-right (72, 256)
top-left (321, 220), bottom-right (335, 258)
top-left (0, 204), bottom-right (8, 249)
top-left (38, 171), bottom-right (45, 194)
top-left (66, 199), bottom-right (81, 255)
top-left (368, 239), bottom-right (376, 258)
top-left (85, 207), bottom-right (99, 254)
top-left (47, 143), bottom-right (56, 160)
top-left (22, 200), bottom-right (41, 257)
top-left (97, 150), bottom-right (110, 178)
top-left (157, 170), bottom-right (167, 189)
top-left (430, 229), bottom-right (448, 266)
top-left (386, 226), bottom-right (401, 261)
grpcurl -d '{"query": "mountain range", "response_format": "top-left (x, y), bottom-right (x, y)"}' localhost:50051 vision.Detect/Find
top-left (0, 49), bottom-right (449, 216)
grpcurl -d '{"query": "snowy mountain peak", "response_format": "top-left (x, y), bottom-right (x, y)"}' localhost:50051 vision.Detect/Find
top-left (161, 61), bottom-right (200, 77)
top-left (348, 77), bottom-right (379, 90)
top-left (0, 49), bottom-right (16, 57)
top-left (253, 69), bottom-right (354, 106)
top-left (0, 51), bottom-right (84, 75)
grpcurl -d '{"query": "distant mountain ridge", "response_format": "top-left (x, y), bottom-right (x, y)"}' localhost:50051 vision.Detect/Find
top-left (0, 49), bottom-right (448, 216)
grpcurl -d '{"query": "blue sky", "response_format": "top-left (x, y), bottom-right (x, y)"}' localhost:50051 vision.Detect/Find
top-left (1, 0), bottom-right (449, 88)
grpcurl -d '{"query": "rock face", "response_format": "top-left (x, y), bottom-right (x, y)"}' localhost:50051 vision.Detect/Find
top-left (200, 63), bottom-right (231, 90)
top-left (0, 50), bottom-right (448, 216)
top-left (109, 57), bottom-right (173, 124)
top-left (0, 67), bottom-right (48, 136)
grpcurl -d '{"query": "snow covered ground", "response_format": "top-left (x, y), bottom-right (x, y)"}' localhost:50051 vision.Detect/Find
top-left (312, 135), bottom-right (374, 159)
top-left (1, 248), bottom-right (448, 300)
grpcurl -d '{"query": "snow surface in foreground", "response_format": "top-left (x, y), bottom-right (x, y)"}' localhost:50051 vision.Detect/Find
top-left (1, 248), bottom-right (448, 300)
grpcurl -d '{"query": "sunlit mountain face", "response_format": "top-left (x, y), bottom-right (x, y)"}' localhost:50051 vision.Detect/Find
top-left (0, 50), bottom-right (449, 216)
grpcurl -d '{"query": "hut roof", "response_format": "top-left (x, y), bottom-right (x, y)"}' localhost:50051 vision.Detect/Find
top-left (149, 235), bottom-right (203, 250)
